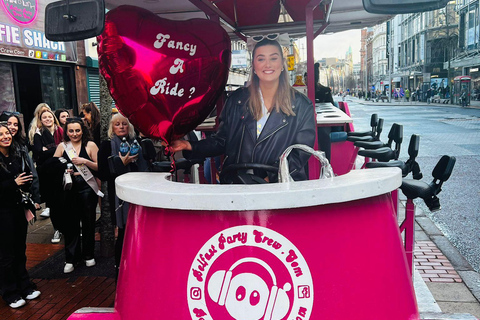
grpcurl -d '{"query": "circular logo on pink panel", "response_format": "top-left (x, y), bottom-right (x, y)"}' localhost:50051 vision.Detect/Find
top-left (1, 0), bottom-right (38, 24)
top-left (187, 226), bottom-right (313, 320)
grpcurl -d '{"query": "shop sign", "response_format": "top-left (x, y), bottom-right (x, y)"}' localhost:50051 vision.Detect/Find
top-left (0, 0), bottom-right (76, 62)
top-left (231, 50), bottom-right (247, 68)
top-left (287, 54), bottom-right (295, 71)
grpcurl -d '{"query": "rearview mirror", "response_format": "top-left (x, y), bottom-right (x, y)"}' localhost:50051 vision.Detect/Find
top-left (45, 0), bottom-right (105, 41)
top-left (363, 0), bottom-right (449, 14)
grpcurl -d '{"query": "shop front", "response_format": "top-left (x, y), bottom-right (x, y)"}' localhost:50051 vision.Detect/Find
top-left (468, 66), bottom-right (479, 102)
top-left (0, 0), bottom-right (80, 129)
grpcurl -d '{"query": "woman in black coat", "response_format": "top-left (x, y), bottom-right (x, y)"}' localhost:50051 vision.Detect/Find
top-left (0, 123), bottom-right (41, 309)
top-left (170, 38), bottom-right (316, 182)
top-left (97, 113), bottom-right (148, 277)
top-left (0, 112), bottom-right (41, 209)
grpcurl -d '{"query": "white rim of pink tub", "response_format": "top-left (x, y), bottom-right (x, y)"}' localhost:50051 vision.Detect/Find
top-left (115, 167), bottom-right (402, 211)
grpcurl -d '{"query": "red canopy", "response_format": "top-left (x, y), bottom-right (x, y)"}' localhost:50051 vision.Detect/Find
top-left (208, 0), bottom-right (326, 27)
top-left (454, 75), bottom-right (471, 81)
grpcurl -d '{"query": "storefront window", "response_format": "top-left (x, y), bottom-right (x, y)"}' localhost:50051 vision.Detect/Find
top-left (0, 62), bottom-right (16, 114)
top-left (40, 65), bottom-right (73, 110)
top-left (470, 68), bottom-right (480, 102)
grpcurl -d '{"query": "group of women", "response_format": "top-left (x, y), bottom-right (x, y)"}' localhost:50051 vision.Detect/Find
top-left (0, 36), bottom-right (316, 309)
top-left (0, 101), bottom-right (147, 308)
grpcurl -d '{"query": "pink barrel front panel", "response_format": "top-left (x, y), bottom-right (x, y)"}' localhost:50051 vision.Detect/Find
top-left (115, 194), bottom-right (419, 320)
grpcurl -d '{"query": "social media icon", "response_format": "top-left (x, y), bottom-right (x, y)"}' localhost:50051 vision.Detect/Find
top-left (298, 285), bottom-right (310, 299)
top-left (55, 54), bottom-right (59, 60)
top-left (190, 287), bottom-right (202, 300)
top-left (28, 50), bottom-right (34, 57)
top-left (42, 52), bottom-right (48, 59)
top-left (61, 54), bottom-right (66, 61)
top-left (35, 51), bottom-right (41, 58)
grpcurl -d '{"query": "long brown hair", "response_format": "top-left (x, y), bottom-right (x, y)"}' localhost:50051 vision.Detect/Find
top-left (248, 39), bottom-right (295, 120)
top-left (81, 102), bottom-right (100, 130)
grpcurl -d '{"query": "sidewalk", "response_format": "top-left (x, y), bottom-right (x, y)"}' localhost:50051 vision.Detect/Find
top-left (348, 96), bottom-right (480, 109)
top-left (0, 217), bottom-right (116, 320)
top-left (398, 197), bottom-right (480, 319)
top-left (1, 205), bottom-right (479, 319)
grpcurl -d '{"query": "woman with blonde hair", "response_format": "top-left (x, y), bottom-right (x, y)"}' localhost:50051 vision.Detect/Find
top-left (28, 103), bottom-right (51, 146)
top-left (170, 37), bottom-right (316, 183)
top-left (97, 113), bottom-right (148, 277)
top-left (32, 109), bottom-right (64, 241)
top-left (27, 103), bottom-right (52, 218)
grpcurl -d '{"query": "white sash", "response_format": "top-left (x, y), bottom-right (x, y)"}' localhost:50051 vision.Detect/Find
top-left (63, 142), bottom-right (104, 197)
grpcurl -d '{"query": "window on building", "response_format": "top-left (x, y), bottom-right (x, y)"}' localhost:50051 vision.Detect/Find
top-left (39, 66), bottom-right (73, 110)
top-left (0, 62), bottom-right (15, 114)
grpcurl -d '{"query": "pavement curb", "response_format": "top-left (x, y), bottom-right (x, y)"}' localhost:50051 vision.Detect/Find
top-left (343, 97), bottom-right (480, 109)
top-left (414, 204), bottom-right (480, 319)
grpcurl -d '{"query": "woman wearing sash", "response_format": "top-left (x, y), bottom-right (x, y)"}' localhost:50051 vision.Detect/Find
top-left (53, 118), bottom-right (100, 273)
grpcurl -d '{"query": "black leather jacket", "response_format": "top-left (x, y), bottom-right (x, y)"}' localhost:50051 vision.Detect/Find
top-left (190, 87), bottom-right (316, 181)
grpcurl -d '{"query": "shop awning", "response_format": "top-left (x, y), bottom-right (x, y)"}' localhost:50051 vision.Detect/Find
top-left (454, 76), bottom-right (471, 81)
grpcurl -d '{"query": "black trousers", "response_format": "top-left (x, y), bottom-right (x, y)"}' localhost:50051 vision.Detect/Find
top-left (64, 176), bottom-right (98, 264)
top-left (317, 127), bottom-right (332, 161)
top-left (0, 206), bottom-right (36, 304)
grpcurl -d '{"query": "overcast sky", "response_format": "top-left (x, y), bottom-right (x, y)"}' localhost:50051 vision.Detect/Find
top-left (295, 29), bottom-right (361, 64)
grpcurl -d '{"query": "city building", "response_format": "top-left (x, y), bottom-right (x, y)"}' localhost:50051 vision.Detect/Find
top-left (0, 0), bottom-right (88, 127)
top-left (372, 22), bottom-right (389, 93)
top-left (448, 0), bottom-right (479, 103)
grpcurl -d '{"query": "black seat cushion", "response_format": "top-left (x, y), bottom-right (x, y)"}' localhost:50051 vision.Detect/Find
top-left (347, 130), bottom-right (373, 137)
top-left (366, 160), bottom-right (407, 176)
top-left (347, 135), bottom-right (375, 143)
top-left (354, 140), bottom-right (385, 149)
top-left (358, 147), bottom-right (395, 162)
top-left (400, 179), bottom-right (434, 200)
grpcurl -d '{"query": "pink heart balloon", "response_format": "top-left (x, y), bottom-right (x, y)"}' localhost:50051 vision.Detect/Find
top-left (97, 5), bottom-right (231, 143)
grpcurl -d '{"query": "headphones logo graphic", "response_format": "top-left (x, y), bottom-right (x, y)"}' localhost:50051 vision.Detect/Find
top-left (187, 226), bottom-right (314, 320)
top-left (207, 257), bottom-right (292, 320)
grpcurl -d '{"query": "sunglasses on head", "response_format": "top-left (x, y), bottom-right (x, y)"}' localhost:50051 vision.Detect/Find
top-left (252, 33), bottom-right (280, 42)
top-left (1, 111), bottom-right (20, 117)
top-left (66, 117), bottom-right (83, 124)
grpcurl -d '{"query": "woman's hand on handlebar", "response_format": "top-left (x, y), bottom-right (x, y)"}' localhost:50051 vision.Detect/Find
top-left (169, 140), bottom-right (192, 153)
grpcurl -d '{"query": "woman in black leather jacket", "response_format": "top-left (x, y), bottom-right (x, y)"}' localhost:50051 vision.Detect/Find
top-left (170, 37), bottom-right (316, 182)
top-left (0, 124), bottom-right (41, 309)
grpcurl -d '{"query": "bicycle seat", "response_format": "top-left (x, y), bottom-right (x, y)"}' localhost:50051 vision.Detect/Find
top-left (347, 118), bottom-right (383, 143)
top-left (355, 120), bottom-right (400, 150)
top-left (347, 113), bottom-right (378, 137)
top-left (366, 134), bottom-right (422, 179)
top-left (358, 124), bottom-right (403, 162)
top-left (400, 155), bottom-right (456, 212)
